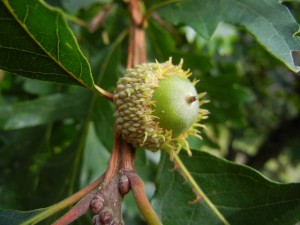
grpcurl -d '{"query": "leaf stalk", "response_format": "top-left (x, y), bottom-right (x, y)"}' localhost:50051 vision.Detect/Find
top-left (20, 177), bottom-right (102, 225)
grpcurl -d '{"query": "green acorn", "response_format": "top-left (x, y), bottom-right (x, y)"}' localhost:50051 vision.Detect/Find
top-left (113, 59), bottom-right (208, 157)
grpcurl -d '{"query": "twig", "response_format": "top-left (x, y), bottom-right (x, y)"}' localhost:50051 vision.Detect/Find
top-left (22, 177), bottom-right (102, 225)
top-left (127, 0), bottom-right (146, 68)
top-left (103, 130), bottom-right (122, 183)
top-left (52, 191), bottom-right (97, 225)
top-left (88, 4), bottom-right (115, 32)
top-left (126, 171), bottom-right (163, 225)
top-left (120, 140), bottom-right (135, 171)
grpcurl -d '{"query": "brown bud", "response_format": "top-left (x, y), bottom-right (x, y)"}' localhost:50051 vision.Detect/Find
top-left (100, 210), bottom-right (113, 224)
top-left (91, 193), bottom-right (105, 214)
top-left (119, 175), bottom-right (131, 195)
top-left (92, 215), bottom-right (100, 225)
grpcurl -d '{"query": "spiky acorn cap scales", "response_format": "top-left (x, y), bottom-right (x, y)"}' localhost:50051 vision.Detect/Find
top-left (113, 59), bottom-right (208, 156)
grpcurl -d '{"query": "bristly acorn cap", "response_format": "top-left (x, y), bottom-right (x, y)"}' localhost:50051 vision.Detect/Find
top-left (113, 58), bottom-right (208, 157)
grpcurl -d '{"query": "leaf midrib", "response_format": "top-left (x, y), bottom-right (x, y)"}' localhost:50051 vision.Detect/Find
top-left (2, 0), bottom-right (93, 89)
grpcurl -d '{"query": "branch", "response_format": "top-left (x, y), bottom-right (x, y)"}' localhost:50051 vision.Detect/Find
top-left (88, 4), bottom-right (115, 32)
top-left (52, 191), bottom-right (97, 225)
top-left (22, 177), bottom-right (102, 225)
top-left (103, 130), bottom-right (122, 183)
top-left (127, 0), bottom-right (146, 68)
top-left (120, 140), bottom-right (135, 170)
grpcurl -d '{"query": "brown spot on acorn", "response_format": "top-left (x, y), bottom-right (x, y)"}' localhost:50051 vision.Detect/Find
top-left (187, 95), bottom-right (198, 104)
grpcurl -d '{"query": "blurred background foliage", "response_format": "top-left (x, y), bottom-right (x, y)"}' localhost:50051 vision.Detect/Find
top-left (0, 0), bottom-right (300, 224)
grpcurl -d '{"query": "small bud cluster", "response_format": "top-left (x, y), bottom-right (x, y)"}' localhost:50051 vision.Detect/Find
top-left (93, 209), bottom-right (121, 225)
top-left (91, 193), bottom-right (124, 225)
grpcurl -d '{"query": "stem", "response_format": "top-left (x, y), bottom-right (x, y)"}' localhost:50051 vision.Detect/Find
top-left (52, 191), bottom-right (96, 225)
top-left (126, 172), bottom-right (163, 225)
top-left (103, 130), bottom-right (122, 183)
top-left (94, 85), bottom-right (114, 101)
top-left (120, 140), bottom-right (135, 170)
top-left (88, 4), bottom-right (115, 32)
top-left (173, 154), bottom-right (230, 225)
top-left (21, 177), bottom-right (102, 225)
top-left (127, 0), bottom-right (146, 68)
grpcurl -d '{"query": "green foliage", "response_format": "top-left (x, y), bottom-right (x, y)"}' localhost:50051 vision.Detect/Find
top-left (0, 0), bottom-right (94, 87)
top-left (0, 90), bottom-right (91, 130)
top-left (1, 0), bottom-right (300, 224)
top-left (159, 0), bottom-right (300, 72)
top-left (0, 208), bottom-right (46, 225)
top-left (154, 151), bottom-right (300, 225)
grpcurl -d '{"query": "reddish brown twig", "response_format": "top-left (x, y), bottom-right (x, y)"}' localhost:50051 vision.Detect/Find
top-left (103, 130), bottom-right (122, 183)
top-left (52, 191), bottom-right (97, 225)
top-left (51, 177), bottom-right (103, 225)
top-left (127, 0), bottom-right (146, 68)
top-left (88, 4), bottom-right (115, 32)
top-left (125, 171), bottom-right (162, 225)
top-left (120, 139), bottom-right (135, 171)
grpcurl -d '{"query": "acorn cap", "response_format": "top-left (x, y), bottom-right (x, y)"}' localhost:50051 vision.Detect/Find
top-left (113, 59), bottom-right (208, 156)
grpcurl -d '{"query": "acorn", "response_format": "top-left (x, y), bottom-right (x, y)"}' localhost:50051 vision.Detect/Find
top-left (113, 58), bottom-right (208, 157)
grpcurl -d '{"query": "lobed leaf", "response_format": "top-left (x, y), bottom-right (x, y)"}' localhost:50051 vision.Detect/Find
top-left (153, 151), bottom-right (300, 225)
top-left (0, 0), bottom-right (94, 88)
top-left (159, 0), bottom-right (300, 72)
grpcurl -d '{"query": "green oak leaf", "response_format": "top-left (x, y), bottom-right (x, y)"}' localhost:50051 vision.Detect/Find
top-left (0, 90), bottom-right (91, 130)
top-left (159, 0), bottom-right (300, 72)
top-left (0, 0), bottom-right (95, 88)
top-left (153, 151), bottom-right (300, 225)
